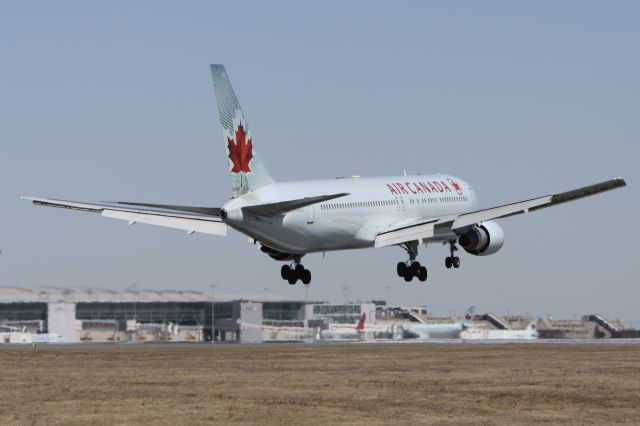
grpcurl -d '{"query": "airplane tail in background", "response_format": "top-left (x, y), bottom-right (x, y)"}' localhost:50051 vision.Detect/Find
top-left (526, 319), bottom-right (539, 333)
top-left (462, 306), bottom-right (476, 327)
top-left (210, 65), bottom-right (275, 198)
top-left (356, 313), bottom-right (366, 331)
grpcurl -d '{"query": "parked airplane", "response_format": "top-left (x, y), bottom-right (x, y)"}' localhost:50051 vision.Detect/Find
top-left (460, 319), bottom-right (539, 340)
top-left (240, 313), bottom-right (372, 341)
top-left (318, 313), bottom-right (367, 340)
top-left (399, 306), bottom-right (475, 339)
top-left (23, 65), bottom-right (626, 285)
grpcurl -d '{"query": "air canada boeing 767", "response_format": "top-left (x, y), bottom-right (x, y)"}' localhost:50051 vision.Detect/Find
top-left (23, 65), bottom-right (626, 285)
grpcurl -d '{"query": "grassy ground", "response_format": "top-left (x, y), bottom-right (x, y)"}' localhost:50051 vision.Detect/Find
top-left (0, 343), bottom-right (639, 425)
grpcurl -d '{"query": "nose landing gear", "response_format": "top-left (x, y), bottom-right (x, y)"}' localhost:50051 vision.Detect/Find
top-left (281, 258), bottom-right (311, 285)
top-left (396, 242), bottom-right (428, 282)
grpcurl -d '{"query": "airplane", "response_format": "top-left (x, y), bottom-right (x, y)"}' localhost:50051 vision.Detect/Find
top-left (317, 313), bottom-right (367, 340)
top-left (239, 313), bottom-right (373, 341)
top-left (23, 65), bottom-right (626, 285)
top-left (399, 306), bottom-right (475, 339)
top-left (460, 318), bottom-right (539, 340)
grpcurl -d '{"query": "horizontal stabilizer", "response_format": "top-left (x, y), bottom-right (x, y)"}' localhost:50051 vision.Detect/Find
top-left (243, 193), bottom-right (349, 217)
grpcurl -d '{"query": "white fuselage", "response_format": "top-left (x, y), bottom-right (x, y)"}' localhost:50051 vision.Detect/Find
top-left (460, 328), bottom-right (538, 340)
top-left (222, 174), bottom-right (477, 254)
top-left (400, 323), bottom-right (465, 339)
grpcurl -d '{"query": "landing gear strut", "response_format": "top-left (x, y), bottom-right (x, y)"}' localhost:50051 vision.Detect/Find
top-left (445, 241), bottom-right (460, 269)
top-left (281, 257), bottom-right (311, 285)
top-left (396, 241), bottom-right (427, 282)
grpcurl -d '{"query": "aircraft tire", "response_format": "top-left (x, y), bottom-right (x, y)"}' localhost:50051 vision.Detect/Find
top-left (418, 266), bottom-right (428, 282)
top-left (453, 257), bottom-right (460, 268)
top-left (403, 270), bottom-right (413, 282)
top-left (445, 257), bottom-right (452, 269)
top-left (301, 269), bottom-right (311, 285)
top-left (397, 262), bottom-right (406, 276)
top-left (410, 261), bottom-right (421, 275)
top-left (287, 275), bottom-right (298, 285)
top-left (281, 265), bottom-right (291, 280)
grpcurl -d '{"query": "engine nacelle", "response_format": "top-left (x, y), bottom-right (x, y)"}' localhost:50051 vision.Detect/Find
top-left (458, 221), bottom-right (504, 256)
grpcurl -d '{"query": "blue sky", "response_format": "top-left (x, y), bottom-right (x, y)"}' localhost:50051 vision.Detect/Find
top-left (1, 2), bottom-right (638, 324)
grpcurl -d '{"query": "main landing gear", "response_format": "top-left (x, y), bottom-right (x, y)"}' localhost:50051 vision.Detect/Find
top-left (396, 242), bottom-right (428, 282)
top-left (445, 241), bottom-right (461, 269)
top-left (281, 257), bottom-right (311, 285)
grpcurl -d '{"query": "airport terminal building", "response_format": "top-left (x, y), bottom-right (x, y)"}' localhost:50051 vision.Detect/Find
top-left (2, 287), bottom-right (636, 343)
top-left (0, 287), bottom-right (378, 343)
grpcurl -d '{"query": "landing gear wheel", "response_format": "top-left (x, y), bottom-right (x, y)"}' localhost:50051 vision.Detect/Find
top-left (397, 241), bottom-right (420, 282)
top-left (446, 242), bottom-right (460, 270)
top-left (417, 266), bottom-right (428, 282)
top-left (281, 265), bottom-right (291, 280)
top-left (281, 259), bottom-right (312, 285)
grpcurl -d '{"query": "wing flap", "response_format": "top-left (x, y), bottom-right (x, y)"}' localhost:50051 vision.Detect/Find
top-left (22, 197), bottom-right (227, 236)
top-left (111, 201), bottom-right (221, 216)
top-left (102, 210), bottom-right (227, 235)
top-left (451, 196), bottom-right (551, 229)
top-left (374, 218), bottom-right (439, 248)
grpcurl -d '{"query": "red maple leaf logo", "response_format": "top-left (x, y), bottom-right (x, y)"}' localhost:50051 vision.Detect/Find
top-left (448, 178), bottom-right (463, 195)
top-left (227, 123), bottom-right (253, 173)
top-left (465, 314), bottom-right (472, 321)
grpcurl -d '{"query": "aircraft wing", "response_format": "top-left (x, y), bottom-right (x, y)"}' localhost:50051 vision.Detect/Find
top-left (374, 178), bottom-right (626, 248)
top-left (22, 196), bottom-right (227, 236)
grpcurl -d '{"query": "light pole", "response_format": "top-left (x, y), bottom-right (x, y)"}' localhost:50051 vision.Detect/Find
top-left (342, 285), bottom-right (351, 305)
top-left (210, 284), bottom-right (218, 342)
top-left (127, 283), bottom-right (138, 324)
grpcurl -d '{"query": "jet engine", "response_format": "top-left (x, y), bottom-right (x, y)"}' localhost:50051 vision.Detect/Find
top-left (457, 220), bottom-right (504, 256)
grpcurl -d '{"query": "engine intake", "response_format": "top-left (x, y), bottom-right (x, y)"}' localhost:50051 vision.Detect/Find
top-left (458, 221), bottom-right (504, 256)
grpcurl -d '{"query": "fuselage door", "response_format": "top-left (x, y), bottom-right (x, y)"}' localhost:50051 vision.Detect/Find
top-left (307, 205), bottom-right (315, 224)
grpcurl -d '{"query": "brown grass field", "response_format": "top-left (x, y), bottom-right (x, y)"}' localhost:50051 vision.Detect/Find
top-left (0, 343), bottom-right (639, 425)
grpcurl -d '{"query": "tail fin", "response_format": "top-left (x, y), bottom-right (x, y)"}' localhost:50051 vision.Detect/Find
top-left (356, 313), bottom-right (366, 331)
top-left (526, 319), bottom-right (539, 333)
top-left (462, 306), bottom-right (476, 326)
top-left (210, 65), bottom-right (274, 197)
